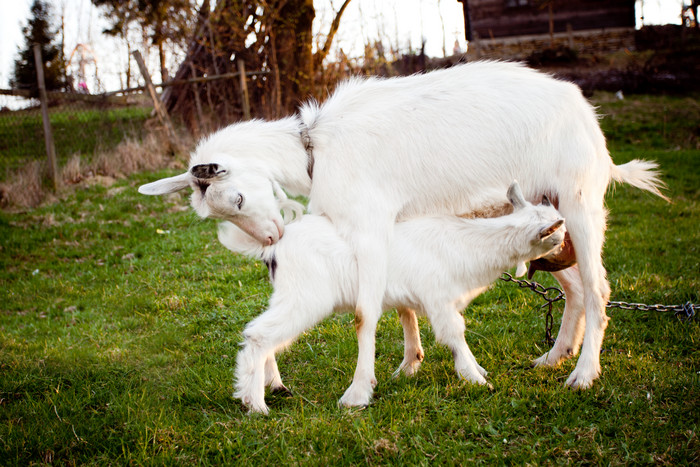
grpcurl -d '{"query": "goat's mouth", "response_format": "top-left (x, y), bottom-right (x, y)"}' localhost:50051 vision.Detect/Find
top-left (273, 218), bottom-right (284, 241)
top-left (234, 217), bottom-right (284, 246)
top-left (528, 232), bottom-right (577, 278)
top-left (260, 221), bottom-right (283, 246)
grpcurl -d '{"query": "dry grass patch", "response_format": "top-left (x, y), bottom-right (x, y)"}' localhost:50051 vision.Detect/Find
top-left (0, 132), bottom-right (190, 211)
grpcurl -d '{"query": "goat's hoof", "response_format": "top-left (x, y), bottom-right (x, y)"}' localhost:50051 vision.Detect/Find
top-left (565, 367), bottom-right (599, 389)
top-left (243, 402), bottom-right (270, 416)
top-left (393, 361), bottom-right (421, 379)
top-left (457, 369), bottom-right (488, 386)
top-left (338, 384), bottom-right (373, 408)
top-left (532, 352), bottom-right (562, 368)
top-left (270, 384), bottom-right (293, 397)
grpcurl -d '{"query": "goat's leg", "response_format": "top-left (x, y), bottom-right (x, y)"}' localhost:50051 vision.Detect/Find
top-left (561, 203), bottom-right (610, 389)
top-left (427, 304), bottom-right (487, 384)
top-left (393, 307), bottom-right (424, 378)
top-left (235, 340), bottom-right (269, 414)
top-left (338, 230), bottom-right (389, 408)
top-left (263, 354), bottom-right (290, 395)
top-left (533, 265), bottom-right (586, 367)
top-left (235, 300), bottom-right (333, 414)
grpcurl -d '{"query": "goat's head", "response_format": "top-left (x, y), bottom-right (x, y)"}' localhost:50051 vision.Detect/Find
top-left (139, 155), bottom-right (295, 246)
top-left (506, 181), bottom-right (566, 261)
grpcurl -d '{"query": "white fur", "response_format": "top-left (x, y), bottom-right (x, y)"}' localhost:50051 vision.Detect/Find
top-left (221, 184), bottom-right (566, 413)
top-left (139, 61), bottom-right (667, 405)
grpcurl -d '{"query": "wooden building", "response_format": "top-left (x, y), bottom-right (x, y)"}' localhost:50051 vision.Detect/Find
top-left (457, 0), bottom-right (636, 40)
top-left (456, 0), bottom-right (636, 57)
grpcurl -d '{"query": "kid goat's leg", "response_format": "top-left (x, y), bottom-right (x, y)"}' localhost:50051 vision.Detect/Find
top-left (393, 307), bottom-right (424, 378)
top-left (427, 304), bottom-right (487, 385)
top-left (533, 265), bottom-right (586, 367)
top-left (235, 301), bottom-right (332, 414)
top-left (561, 199), bottom-right (611, 389)
top-left (264, 354), bottom-right (290, 394)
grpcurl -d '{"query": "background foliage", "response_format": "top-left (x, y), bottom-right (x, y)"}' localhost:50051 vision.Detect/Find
top-left (11, 0), bottom-right (70, 94)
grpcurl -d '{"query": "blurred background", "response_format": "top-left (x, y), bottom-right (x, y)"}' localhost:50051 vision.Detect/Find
top-left (0, 0), bottom-right (697, 208)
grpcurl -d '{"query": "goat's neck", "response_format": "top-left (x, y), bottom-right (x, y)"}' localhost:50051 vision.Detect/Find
top-left (253, 116), bottom-right (313, 197)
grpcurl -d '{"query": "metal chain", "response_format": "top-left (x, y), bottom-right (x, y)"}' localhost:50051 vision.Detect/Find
top-left (606, 300), bottom-right (698, 321)
top-left (500, 272), bottom-right (564, 345)
top-left (499, 272), bottom-right (699, 346)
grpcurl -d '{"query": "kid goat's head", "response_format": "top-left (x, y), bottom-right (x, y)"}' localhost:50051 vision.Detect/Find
top-left (506, 181), bottom-right (566, 260)
top-left (138, 138), bottom-right (289, 246)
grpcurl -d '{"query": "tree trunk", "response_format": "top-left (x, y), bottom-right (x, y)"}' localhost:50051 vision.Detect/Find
top-left (270, 0), bottom-right (315, 113)
top-left (163, 0), bottom-right (350, 129)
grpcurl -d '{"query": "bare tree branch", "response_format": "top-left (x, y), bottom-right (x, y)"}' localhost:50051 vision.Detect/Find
top-left (315, 0), bottom-right (352, 66)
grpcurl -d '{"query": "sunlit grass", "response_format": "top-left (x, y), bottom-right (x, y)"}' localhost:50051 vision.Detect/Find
top-left (0, 93), bottom-right (698, 464)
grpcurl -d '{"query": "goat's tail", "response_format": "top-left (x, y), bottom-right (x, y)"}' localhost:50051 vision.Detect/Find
top-left (611, 159), bottom-right (670, 202)
top-left (217, 221), bottom-right (270, 261)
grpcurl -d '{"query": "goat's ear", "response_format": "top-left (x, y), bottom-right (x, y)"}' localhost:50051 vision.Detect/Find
top-left (138, 172), bottom-right (191, 195)
top-left (542, 195), bottom-right (552, 206)
top-left (191, 163), bottom-right (226, 179)
top-left (538, 219), bottom-right (565, 240)
top-left (507, 180), bottom-right (527, 210)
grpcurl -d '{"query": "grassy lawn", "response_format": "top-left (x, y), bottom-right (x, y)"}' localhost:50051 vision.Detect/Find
top-left (0, 105), bottom-right (152, 174)
top-left (0, 92), bottom-right (698, 464)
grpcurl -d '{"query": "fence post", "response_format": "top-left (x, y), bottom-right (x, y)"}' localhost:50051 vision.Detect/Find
top-left (188, 61), bottom-right (205, 134)
top-left (132, 50), bottom-right (180, 152)
top-left (33, 45), bottom-right (59, 191)
top-left (473, 31), bottom-right (481, 58)
top-left (237, 60), bottom-right (251, 120)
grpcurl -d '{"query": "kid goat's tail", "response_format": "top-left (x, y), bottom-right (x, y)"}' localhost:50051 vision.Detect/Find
top-left (610, 159), bottom-right (669, 202)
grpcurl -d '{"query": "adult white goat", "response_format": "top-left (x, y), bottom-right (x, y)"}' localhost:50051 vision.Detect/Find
top-left (139, 61), bottom-right (667, 408)
top-left (221, 182), bottom-right (566, 414)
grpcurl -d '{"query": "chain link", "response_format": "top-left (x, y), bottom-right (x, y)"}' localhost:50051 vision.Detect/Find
top-left (499, 272), bottom-right (699, 346)
top-left (500, 272), bottom-right (564, 345)
top-left (606, 300), bottom-right (698, 321)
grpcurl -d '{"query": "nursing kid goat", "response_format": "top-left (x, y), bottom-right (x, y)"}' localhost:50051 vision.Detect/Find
top-left (139, 61), bottom-right (667, 408)
top-left (219, 182), bottom-right (566, 414)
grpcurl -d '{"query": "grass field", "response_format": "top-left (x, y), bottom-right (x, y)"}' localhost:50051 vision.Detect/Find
top-left (0, 92), bottom-right (698, 464)
top-left (0, 104), bottom-right (152, 174)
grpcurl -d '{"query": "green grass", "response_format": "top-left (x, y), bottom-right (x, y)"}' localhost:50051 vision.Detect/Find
top-left (0, 93), bottom-right (698, 464)
top-left (0, 105), bottom-right (152, 174)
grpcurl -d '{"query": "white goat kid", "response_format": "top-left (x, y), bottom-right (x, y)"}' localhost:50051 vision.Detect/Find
top-left (139, 61), bottom-right (667, 408)
top-left (222, 182), bottom-right (566, 414)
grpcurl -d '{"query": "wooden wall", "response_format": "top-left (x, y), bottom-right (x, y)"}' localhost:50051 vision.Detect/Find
top-left (458, 0), bottom-right (636, 39)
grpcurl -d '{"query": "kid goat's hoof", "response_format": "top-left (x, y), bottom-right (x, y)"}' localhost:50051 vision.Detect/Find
top-left (270, 384), bottom-right (293, 397)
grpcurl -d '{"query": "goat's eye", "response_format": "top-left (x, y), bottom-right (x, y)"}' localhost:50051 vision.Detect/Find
top-left (236, 194), bottom-right (244, 209)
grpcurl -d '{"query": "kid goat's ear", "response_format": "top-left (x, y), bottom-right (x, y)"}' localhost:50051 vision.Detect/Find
top-left (507, 180), bottom-right (527, 210)
top-left (538, 219), bottom-right (565, 240)
top-left (138, 172), bottom-right (191, 195)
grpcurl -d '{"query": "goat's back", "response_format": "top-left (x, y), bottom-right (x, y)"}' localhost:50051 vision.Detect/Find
top-left (303, 61), bottom-right (611, 219)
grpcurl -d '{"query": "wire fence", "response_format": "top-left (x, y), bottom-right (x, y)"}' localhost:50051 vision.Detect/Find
top-left (0, 55), bottom-right (263, 184)
top-left (0, 89), bottom-right (154, 177)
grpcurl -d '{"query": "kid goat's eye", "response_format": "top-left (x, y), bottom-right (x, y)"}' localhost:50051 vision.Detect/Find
top-left (236, 194), bottom-right (244, 209)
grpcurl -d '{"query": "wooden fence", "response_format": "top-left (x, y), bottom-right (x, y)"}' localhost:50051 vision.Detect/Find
top-left (1, 49), bottom-right (266, 190)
